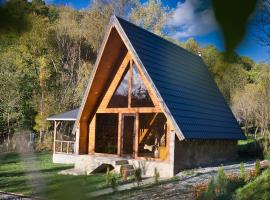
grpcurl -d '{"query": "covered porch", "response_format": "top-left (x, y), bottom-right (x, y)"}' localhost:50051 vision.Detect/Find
top-left (47, 108), bottom-right (79, 157)
top-left (88, 112), bottom-right (170, 162)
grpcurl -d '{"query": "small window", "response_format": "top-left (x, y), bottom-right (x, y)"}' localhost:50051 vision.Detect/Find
top-left (107, 66), bottom-right (130, 108)
top-left (131, 64), bottom-right (154, 107)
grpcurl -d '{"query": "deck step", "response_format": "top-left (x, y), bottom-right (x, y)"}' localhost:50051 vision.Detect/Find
top-left (115, 160), bottom-right (129, 165)
top-left (126, 169), bottom-right (135, 176)
top-left (121, 164), bottom-right (134, 170)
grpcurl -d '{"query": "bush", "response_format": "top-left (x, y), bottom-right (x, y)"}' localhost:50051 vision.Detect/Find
top-left (226, 173), bottom-right (245, 194)
top-left (240, 162), bottom-right (245, 181)
top-left (238, 137), bottom-right (264, 159)
top-left (105, 166), bottom-right (111, 185)
top-left (134, 168), bottom-right (142, 186)
top-left (110, 174), bottom-right (117, 191)
top-left (193, 182), bottom-right (208, 199)
top-left (203, 177), bottom-right (216, 200)
top-left (105, 167), bottom-right (117, 190)
top-left (216, 166), bottom-right (228, 195)
top-left (246, 169), bottom-right (256, 182)
top-left (154, 168), bottom-right (160, 184)
top-left (35, 133), bottom-right (53, 151)
top-left (259, 136), bottom-right (270, 159)
top-left (122, 168), bottom-right (128, 181)
top-left (234, 169), bottom-right (270, 200)
top-left (255, 159), bottom-right (261, 176)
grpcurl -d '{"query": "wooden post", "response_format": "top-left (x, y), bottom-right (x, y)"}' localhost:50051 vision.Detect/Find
top-left (53, 121), bottom-right (57, 153)
top-left (134, 113), bottom-right (139, 159)
top-left (67, 142), bottom-right (69, 153)
top-left (117, 113), bottom-right (122, 156)
top-left (166, 122), bottom-right (170, 162)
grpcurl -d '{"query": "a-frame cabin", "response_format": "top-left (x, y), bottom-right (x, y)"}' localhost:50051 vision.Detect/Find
top-left (48, 16), bottom-right (245, 177)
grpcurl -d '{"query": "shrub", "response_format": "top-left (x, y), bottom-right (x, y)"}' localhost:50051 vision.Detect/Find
top-left (134, 167), bottom-right (142, 186)
top-left (216, 166), bottom-right (228, 195)
top-left (246, 169), bottom-right (256, 182)
top-left (227, 173), bottom-right (245, 194)
top-left (240, 162), bottom-right (245, 181)
top-left (110, 174), bottom-right (117, 191)
top-left (154, 168), bottom-right (160, 184)
top-left (105, 167), bottom-right (117, 190)
top-left (260, 136), bottom-right (270, 159)
top-left (203, 177), bottom-right (216, 200)
top-left (105, 166), bottom-right (111, 185)
top-left (122, 168), bottom-right (128, 181)
top-left (193, 182), bottom-right (208, 199)
top-left (234, 169), bottom-right (270, 200)
top-left (255, 159), bottom-right (261, 176)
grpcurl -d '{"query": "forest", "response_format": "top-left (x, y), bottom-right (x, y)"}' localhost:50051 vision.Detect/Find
top-left (0, 0), bottom-right (270, 154)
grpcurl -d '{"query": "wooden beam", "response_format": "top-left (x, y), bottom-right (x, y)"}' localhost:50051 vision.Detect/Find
top-left (97, 107), bottom-right (162, 113)
top-left (128, 59), bottom-right (132, 108)
top-left (139, 113), bottom-right (159, 144)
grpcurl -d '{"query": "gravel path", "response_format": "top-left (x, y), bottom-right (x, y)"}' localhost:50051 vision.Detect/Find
top-left (106, 160), bottom-right (268, 200)
top-left (0, 192), bottom-right (34, 200)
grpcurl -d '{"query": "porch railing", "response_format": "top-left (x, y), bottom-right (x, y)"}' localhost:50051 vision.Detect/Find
top-left (54, 140), bottom-right (75, 154)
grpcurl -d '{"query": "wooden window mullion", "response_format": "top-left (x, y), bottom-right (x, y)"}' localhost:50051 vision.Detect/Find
top-left (128, 60), bottom-right (133, 108)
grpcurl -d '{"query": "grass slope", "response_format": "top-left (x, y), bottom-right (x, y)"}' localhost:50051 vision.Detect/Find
top-left (0, 152), bottom-right (106, 199)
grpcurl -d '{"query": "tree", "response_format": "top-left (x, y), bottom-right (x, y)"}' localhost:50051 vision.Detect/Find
top-left (232, 84), bottom-right (261, 135)
top-left (184, 38), bottom-right (200, 54)
top-left (0, 51), bottom-right (23, 147)
top-left (130, 0), bottom-right (170, 36)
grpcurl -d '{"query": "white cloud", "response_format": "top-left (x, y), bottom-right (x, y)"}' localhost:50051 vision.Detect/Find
top-left (167, 0), bottom-right (218, 39)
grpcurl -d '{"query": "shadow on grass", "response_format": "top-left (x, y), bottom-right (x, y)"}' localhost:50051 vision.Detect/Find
top-left (0, 152), bottom-right (108, 199)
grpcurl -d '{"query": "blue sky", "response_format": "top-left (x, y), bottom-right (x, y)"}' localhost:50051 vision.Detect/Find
top-left (43, 0), bottom-right (269, 63)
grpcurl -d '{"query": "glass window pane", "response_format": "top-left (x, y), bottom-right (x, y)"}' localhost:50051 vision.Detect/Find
top-left (138, 113), bottom-right (167, 158)
top-left (95, 113), bottom-right (118, 154)
top-left (131, 64), bottom-right (154, 107)
top-left (107, 66), bottom-right (130, 108)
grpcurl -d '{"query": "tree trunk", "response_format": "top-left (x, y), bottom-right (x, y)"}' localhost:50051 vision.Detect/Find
top-left (255, 126), bottom-right (258, 140)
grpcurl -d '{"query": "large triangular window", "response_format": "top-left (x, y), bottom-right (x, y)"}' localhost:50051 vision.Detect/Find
top-left (107, 66), bottom-right (130, 108)
top-left (107, 61), bottom-right (154, 108)
top-left (131, 64), bottom-right (154, 107)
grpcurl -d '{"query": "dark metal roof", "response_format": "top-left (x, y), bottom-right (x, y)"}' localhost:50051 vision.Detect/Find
top-left (116, 16), bottom-right (245, 140)
top-left (47, 108), bottom-right (79, 121)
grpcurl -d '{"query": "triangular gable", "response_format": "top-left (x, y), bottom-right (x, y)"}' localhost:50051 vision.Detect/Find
top-left (96, 54), bottom-right (160, 112)
top-left (76, 16), bottom-right (185, 140)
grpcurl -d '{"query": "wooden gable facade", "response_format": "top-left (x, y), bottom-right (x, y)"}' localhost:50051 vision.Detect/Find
top-left (76, 19), bottom-right (177, 162)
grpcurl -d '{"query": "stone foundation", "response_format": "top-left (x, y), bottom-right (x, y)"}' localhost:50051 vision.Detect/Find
top-left (56, 154), bottom-right (174, 177)
top-left (174, 140), bottom-right (238, 174)
top-left (53, 153), bottom-right (78, 164)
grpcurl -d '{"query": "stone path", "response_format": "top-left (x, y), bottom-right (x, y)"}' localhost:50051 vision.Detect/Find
top-left (105, 160), bottom-right (268, 200)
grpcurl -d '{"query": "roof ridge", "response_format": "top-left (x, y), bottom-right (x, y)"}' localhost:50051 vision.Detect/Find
top-left (114, 15), bottom-right (201, 60)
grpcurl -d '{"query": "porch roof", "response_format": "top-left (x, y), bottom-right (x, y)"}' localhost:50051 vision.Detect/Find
top-left (47, 108), bottom-right (79, 121)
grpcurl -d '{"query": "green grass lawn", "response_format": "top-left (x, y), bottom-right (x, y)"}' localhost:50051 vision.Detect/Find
top-left (0, 151), bottom-right (107, 200)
